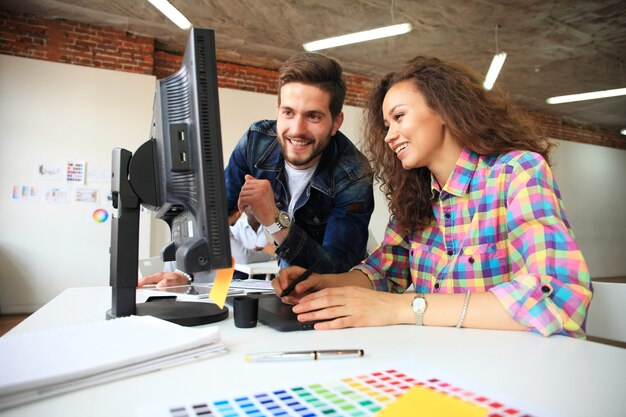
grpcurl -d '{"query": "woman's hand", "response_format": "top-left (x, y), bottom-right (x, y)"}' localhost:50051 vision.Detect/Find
top-left (272, 266), bottom-right (324, 305)
top-left (292, 287), bottom-right (406, 330)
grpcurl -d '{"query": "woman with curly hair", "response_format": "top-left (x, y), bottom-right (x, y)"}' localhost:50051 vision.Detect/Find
top-left (273, 56), bottom-right (592, 338)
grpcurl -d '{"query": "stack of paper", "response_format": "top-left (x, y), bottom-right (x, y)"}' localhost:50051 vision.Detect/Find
top-left (0, 315), bottom-right (225, 410)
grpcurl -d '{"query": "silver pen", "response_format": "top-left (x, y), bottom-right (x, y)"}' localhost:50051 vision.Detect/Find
top-left (244, 349), bottom-right (364, 362)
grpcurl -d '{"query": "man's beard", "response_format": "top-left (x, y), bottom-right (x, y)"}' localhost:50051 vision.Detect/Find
top-left (278, 133), bottom-right (330, 168)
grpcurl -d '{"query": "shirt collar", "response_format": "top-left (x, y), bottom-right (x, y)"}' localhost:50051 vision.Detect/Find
top-left (430, 147), bottom-right (479, 197)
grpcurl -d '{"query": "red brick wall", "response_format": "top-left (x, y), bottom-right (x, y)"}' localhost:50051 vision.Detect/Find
top-left (0, 10), bottom-right (154, 73)
top-left (1, 9), bottom-right (623, 149)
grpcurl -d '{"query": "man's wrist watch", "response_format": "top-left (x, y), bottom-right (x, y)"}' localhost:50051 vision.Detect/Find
top-left (264, 210), bottom-right (291, 234)
top-left (411, 293), bottom-right (427, 326)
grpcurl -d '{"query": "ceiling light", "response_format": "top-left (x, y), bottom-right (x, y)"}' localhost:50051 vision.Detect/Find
top-left (147, 0), bottom-right (191, 30)
top-left (483, 52), bottom-right (507, 90)
top-left (546, 87), bottom-right (626, 104)
top-left (621, 129), bottom-right (626, 136)
top-left (483, 24), bottom-right (506, 91)
top-left (303, 23), bottom-right (412, 52)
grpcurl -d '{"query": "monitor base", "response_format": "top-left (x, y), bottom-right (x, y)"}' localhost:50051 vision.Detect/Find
top-left (106, 299), bottom-right (229, 327)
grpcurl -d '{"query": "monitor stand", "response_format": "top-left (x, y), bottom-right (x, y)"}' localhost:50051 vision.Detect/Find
top-left (106, 147), bottom-right (228, 326)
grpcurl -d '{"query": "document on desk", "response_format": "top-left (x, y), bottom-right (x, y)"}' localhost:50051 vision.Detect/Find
top-left (0, 315), bottom-right (225, 411)
top-left (228, 279), bottom-right (274, 291)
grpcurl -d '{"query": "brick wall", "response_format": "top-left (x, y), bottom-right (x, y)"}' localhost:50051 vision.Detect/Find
top-left (1, 9), bottom-right (623, 149)
top-left (0, 10), bottom-right (154, 74)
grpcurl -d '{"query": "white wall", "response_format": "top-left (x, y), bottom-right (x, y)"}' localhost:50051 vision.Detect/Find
top-left (1, 54), bottom-right (623, 313)
top-left (550, 140), bottom-right (626, 278)
top-left (0, 55), bottom-right (155, 313)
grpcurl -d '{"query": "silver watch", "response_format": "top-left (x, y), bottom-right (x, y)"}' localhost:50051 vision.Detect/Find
top-left (411, 294), bottom-right (427, 326)
top-left (264, 210), bottom-right (291, 234)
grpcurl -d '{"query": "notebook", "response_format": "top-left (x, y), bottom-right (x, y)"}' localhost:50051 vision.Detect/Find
top-left (0, 315), bottom-right (225, 410)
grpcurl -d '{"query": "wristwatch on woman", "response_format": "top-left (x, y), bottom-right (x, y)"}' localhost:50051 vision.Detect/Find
top-left (264, 210), bottom-right (291, 234)
top-left (411, 294), bottom-right (427, 326)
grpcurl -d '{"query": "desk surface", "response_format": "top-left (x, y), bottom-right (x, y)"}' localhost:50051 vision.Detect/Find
top-left (2, 287), bottom-right (625, 417)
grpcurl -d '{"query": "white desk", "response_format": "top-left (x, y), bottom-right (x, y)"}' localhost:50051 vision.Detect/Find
top-left (234, 261), bottom-right (280, 280)
top-left (2, 287), bottom-right (625, 417)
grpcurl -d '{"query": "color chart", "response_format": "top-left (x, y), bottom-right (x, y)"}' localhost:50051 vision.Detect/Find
top-left (163, 369), bottom-right (533, 417)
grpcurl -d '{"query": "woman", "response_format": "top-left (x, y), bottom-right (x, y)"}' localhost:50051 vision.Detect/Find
top-left (272, 56), bottom-right (592, 338)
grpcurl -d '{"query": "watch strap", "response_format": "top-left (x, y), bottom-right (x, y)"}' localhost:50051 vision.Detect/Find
top-left (264, 222), bottom-right (283, 234)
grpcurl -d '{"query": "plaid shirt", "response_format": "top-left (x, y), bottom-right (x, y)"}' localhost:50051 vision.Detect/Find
top-left (355, 147), bottom-right (592, 338)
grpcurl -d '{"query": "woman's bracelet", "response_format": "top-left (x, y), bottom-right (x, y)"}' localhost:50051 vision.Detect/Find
top-left (456, 291), bottom-right (471, 328)
top-left (175, 269), bottom-right (195, 284)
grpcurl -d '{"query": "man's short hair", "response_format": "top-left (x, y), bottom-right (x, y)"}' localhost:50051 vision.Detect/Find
top-left (278, 52), bottom-right (346, 119)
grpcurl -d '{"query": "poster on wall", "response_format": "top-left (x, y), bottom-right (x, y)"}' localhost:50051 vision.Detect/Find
top-left (42, 186), bottom-right (71, 204)
top-left (34, 162), bottom-right (63, 181)
top-left (11, 185), bottom-right (40, 202)
top-left (87, 166), bottom-right (110, 183)
top-left (74, 187), bottom-right (99, 204)
top-left (65, 161), bottom-right (86, 184)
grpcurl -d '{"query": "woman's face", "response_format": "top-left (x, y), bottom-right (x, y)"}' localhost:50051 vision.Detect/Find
top-left (381, 80), bottom-right (447, 171)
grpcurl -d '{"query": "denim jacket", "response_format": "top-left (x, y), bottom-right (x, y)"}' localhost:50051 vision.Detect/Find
top-left (224, 120), bottom-right (374, 273)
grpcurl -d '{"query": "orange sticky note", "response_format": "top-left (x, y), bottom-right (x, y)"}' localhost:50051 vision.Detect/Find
top-left (209, 258), bottom-right (235, 308)
top-left (375, 385), bottom-right (488, 417)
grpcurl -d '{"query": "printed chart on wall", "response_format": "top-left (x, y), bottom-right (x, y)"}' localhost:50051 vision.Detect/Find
top-left (139, 366), bottom-right (545, 417)
top-left (10, 159), bottom-right (113, 226)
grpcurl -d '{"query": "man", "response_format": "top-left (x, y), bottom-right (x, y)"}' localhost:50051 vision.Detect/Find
top-left (139, 52), bottom-right (373, 287)
top-left (228, 52), bottom-right (373, 274)
top-left (229, 208), bottom-right (275, 280)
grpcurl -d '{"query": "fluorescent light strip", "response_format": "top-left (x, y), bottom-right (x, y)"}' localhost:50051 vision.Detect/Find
top-left (546, 87), bottom-right (626, 104)
top-left (303, 23), bottom-right (412, 51)
top-left (147, 0), bottom-right (191, 30)
top-left (483, 52), bottom-right (507, 90)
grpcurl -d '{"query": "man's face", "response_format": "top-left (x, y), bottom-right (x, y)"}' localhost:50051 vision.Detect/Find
top-left (276, 82), bottom-right (343, 169)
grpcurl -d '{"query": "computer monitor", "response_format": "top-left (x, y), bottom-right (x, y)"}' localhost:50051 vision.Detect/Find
top-left (107, 28), bottom-right (232, 326)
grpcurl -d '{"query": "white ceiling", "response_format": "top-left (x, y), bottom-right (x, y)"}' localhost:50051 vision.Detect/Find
top-left (3, 0), bottom-right (626, 132)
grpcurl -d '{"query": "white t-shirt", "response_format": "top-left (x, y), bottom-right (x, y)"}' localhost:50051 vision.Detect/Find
top-left (284, 162), bottom-right (317, 219)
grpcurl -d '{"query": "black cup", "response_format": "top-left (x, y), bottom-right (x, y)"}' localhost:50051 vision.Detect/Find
top-left (233, 295), bottom-right (259, 328)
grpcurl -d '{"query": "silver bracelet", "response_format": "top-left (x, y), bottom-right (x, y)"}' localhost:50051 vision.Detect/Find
top-left (456, 291), bottom-right (471, 328)
top-left (175, 269), bottom-right (194, 284)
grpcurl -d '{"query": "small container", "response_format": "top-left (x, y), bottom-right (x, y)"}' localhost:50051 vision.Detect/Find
top-left (233, 295), bottom-right (259, 328)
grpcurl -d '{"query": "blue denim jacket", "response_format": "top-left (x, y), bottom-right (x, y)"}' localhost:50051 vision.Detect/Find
top-left (224, 120), bottom-right (374, 273)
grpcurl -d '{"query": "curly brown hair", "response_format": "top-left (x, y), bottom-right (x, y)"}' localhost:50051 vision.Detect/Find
top-left (364, 56), bottom-right (555, 234)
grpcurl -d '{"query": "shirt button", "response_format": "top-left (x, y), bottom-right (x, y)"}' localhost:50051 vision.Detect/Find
top-left (434, 283), bottom-right (440, 290)
top-left (541, 285), bottom-right (551, 294)
top-left (447, 249), bottom-right (453, 256)
top-left (468, 257), bottom-right (475, 264)
top-left (444, 212), bottom-right (451, 219)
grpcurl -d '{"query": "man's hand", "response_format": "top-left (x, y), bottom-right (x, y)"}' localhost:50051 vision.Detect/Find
top-left (237, 174), bottom-right (278, 226)
top-left (137, 272), bottom-right (188, 288)
top-left (261, 242), bottom-right (275, 257)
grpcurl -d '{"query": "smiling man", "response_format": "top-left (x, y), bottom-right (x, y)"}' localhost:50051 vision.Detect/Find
top-left (225, 52), bottom-right (374, 273)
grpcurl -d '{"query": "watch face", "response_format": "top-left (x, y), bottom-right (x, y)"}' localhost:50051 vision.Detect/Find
top-left (412, 296), bottom-right (426, 313)
top-left (277, 211), bottom-right (291, 227)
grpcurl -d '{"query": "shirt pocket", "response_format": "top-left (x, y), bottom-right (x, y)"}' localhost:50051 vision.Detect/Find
top-left (458, 242), bottom-right (510, 288)
top-left (409, 243), bottom-right (444, 289)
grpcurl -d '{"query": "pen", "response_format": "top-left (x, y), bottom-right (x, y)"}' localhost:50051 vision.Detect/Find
top-left (279, 260), bottom-right (320, 297)
top-left (244, 349), bottom-right (364, 362)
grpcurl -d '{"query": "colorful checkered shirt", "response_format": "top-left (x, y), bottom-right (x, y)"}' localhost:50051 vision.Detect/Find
top-left (355, 147), bottom-right (592, 338)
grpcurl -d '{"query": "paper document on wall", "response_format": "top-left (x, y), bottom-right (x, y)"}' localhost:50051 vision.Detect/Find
top-left (0, 315), bottom-right (225, 411)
